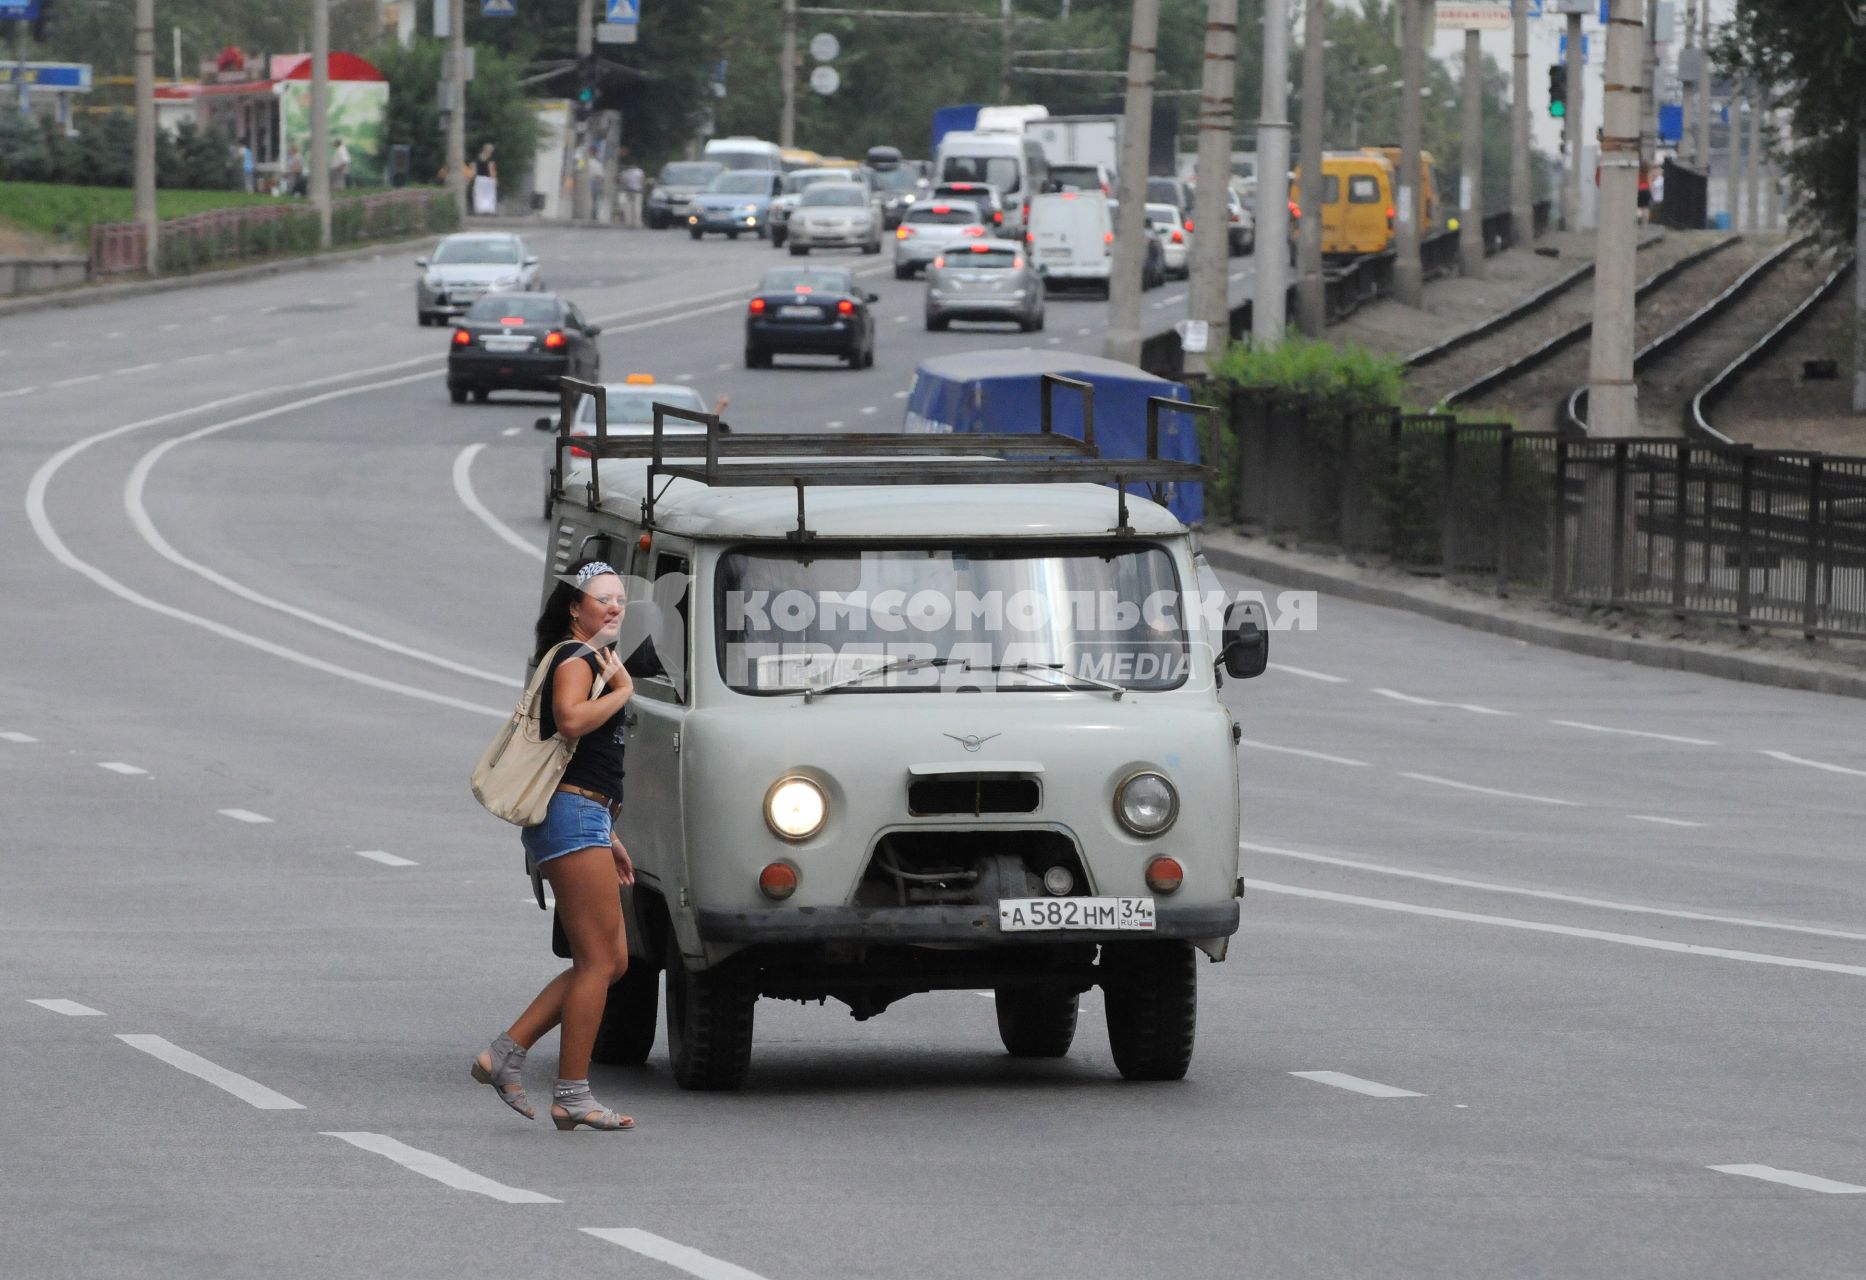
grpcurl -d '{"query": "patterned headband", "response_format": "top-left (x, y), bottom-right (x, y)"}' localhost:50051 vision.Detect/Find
top-left (574, 561), bottom-right (618, 588)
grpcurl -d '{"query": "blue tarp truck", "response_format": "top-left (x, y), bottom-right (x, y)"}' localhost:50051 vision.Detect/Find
top-left (903, 349), bottom-right (1204, 526)
top-left (931, 104), bottom-right (983, 157)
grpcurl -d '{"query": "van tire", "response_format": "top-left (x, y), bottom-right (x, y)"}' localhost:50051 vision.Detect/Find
top-left (591, 962), bottom-right (659, 1066)
top-left (995, 987), bottom-right (1078, 1058)
top-left (789, 243), bottom-right (808, 256)
top-left (1102, 942), bottom-right (1196, 1082)
top-left (665, 935), bottom-right (755, 1091)
top-left (893, 264), bottom-right (911, 280)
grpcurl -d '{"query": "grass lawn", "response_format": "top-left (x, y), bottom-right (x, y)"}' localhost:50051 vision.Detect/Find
top-left (0, 183), bottom-right (302, 244)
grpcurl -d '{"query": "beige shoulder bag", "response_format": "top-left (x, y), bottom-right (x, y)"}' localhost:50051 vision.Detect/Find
top-left (470, 641), bottom-right (609, 826)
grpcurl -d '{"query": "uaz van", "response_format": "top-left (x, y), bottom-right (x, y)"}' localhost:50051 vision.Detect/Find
top-left (535, 376), bottom-right (1267, 1091)
top-left (935, 129), bottom-right (1049, 236)
top-left (1025, 190), bottom-right (1114, 295)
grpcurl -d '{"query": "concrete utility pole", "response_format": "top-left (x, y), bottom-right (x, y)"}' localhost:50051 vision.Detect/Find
top-left (1641, 0), bottom-right (1658, 173)
top-left (312, 0), bottom-right (332, 250)
top-left (1745, 81), bottom-right (1762, 232)
top-left (1857, 86), bottom-right (1866, 410)
top-left (1694, 0), bottom-right (1709, 176)
top-left (1252, 0), bottom-right (1293, 344)
top-left (1588, 0), bottom-right (1642, 436)
top-left (446, 0), bottom-right (466, 219)
top-left (1728, 90), bottom-right (1743, 230)
top-left (1187, 0), bottom-right (1240, 371)
top-left (1680, 0), bottom-right (1696, 165)
top-left (573, 0), bottom-right (594, 221)
top-left (1511, 0), bottom-right (1533, 246)
top-left (1394, 0), bottom-right (1424, 305)
top-left (780, 0), bottom-right (797, 147)
top-left (999, 0), bottom-right (1014, 104)
top-left (1104, 0), bottom-right (1161, 366)
top-left (133, 0), bottom-right (157, 272)
top-left (1295, 0), bottom-right (1325, 335)
top-left (1562, 7), bottom-right (1583, 232)
top-left (1458, 27), bottom-right (1484, 277)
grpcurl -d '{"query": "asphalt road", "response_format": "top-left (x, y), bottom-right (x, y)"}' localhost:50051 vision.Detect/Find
top-left (5, 226), bottom-right (1865, 1280)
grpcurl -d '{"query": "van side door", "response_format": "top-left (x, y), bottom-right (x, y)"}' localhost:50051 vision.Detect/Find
top-left (618, 546), bottom-right (693, 914)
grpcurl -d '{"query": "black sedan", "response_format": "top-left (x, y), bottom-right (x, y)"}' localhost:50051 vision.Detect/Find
top-left (744, 266), bottom-right (877, 370)
top-left (447, 293), bottom-right (601, 404)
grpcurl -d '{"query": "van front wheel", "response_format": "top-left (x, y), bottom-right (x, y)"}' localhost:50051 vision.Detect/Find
top-left (590, 960), bottom-right (660, 1066)
top-left (665, 936), bottom-right (755, 1091)
top-left (1102, 942), bottom-right (1196, 1081)
top-left (995, 986), bottom-right (1078, 1058)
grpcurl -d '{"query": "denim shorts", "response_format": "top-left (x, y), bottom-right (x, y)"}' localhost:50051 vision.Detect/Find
top-left (521, 792), bottom-right (613, 868)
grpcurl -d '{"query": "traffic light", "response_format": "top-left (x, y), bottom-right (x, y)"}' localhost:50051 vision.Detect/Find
top-left (575, 53), bottom-right (598, 122)
top-left (1548, 64), bottom-right (1567, 119)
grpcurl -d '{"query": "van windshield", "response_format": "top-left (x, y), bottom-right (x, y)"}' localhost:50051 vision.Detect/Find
top-left (708, 150), bottom-right (775, 172)
top-left (941, 154), bottom-right (1020, 194)
top-left (715, 544), bottom-right (1189, 694)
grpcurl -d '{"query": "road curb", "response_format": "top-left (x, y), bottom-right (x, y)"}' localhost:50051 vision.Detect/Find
top-left (0, 234), bottom-right (438, 318)
top-left (1197, 532), bottom-right (1866, 701)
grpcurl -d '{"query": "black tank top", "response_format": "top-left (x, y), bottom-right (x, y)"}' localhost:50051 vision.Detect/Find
top-left (473, 157), bottom-right (494, 179)
top-left (538, 645), bottom-right (626, 800)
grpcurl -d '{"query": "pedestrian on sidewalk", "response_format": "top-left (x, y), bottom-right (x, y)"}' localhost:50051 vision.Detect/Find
top-left (332, 136), bottom-right (351, 191)
top-left (285, 143), bottom-right (307, 197)
top-left (472, 143), bottom-right (499, 217)
top-left (620, 159), bottom-right (644, 227)
top-left (469, 560), bottom-right (638, 1133)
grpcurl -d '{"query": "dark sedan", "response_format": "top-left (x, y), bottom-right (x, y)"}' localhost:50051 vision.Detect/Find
top-left (744, 266), bottom-right (877, 370)
top-left (447, 293), bottom-right (601, 404)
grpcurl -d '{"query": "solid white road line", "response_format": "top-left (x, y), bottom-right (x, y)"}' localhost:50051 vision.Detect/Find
top-left (1628, 815), bottom-right (1708, 828)
top-left (1267, 662), bottom-right (1348, 684)
top-left (1, 730), bottom-right (39, 743)
top-left (29, 999), bottom-right (104, 1017)
top-left (117, 1034), bottom-right (304, 1109)
top-left (581, 1228), bottom-right (771, 1280)
top-left (454, 443), bottom-right (547, 565)
top-left (1552, 719), bottom-right (1718, 746)
top-left (218, 808), bottom-right (274, 824)
top-left (1398, 772), bottom-right (1581, 806)
top-left (1247, 880), bottom-right (1866, 978)
top-left (27, 361), bottom-right (512, 722)
top-left (1236, 738), bottom-right (1371, 768)
top-left (323, 1132), bottom-right (560, 1204)
top-left (1709, 1165), bottom-right (1866, 1194)
top-left (1240, 839), bottom-right (1866, 942)
top-left (356, 849), bottom-right (419, 867)
top-left (1290, 1071), bottom-right (1423, 1098)
top-left (1760, 749), bottom-right (1866, 779)
top-left (123, 371), bottom-right (525, 692)
top-left (97, 762), bottom-right (148, 775)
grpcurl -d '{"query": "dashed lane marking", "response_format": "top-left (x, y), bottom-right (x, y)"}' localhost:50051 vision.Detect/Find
top-left (1, 730), bottom-right (38, 743)
top-left (1760, 749), bottom-right (1866, 779)
top-left (324, 1133), bottom-right (560, 1204)
top-left (1267, 662), bottom-right (1348, 684)
top-left (97, 762), bottom-right (148, 775)
top-left (1161, 292), bottom-right (1186, 305)
top-left (118, 1034), bottom-right (304, 1109)
top-left (218, 808), bottom-right (275, 824)
top-left (1398, 772), bottom-right (1581, 806)
top-left (1709, 1165), bottom-right (1866, 1195)
top-left (1248, 880), bottom-right (1866, 978)
top-left (1235, 739), bottom-right (1371, 768)
top-left (581, 1228), bottom-right (771, 1280)
top-left (114, 362), bottom-right (162, 376)
top-left (1552, 720), bottom-right (1719, 746)
top-left (29, 999), bottom-right (104, 1017)
top-left (860, 405), bottom-right (877, 414)
top-left (1373, 687), bottom-right (1514, 715)
top-left (1290, 1071), bottom-right (1423, 1099)
top-left (1241, 839), bottom-right (1866, 942)
top-left (49, 374), bottom-right (102, 389)
top-left (0, 386), bottom-right (39, 399)
top-left (1077, 327), bottom-right (1093, 335)
top-left (676, 373), bottom-right (695, 381)
top-left (827, 420), bottom-right (844, 428)
top-left (456, 444), bottom-right (546, 565)
top-left (501, 426), bottom-right (520, 437)
top-left (1629, 815), bottom-right (1709, 829)
top-left (892, 390), bottom-right (909, 398)
top-left (356, 850), bottom-right (419, 867)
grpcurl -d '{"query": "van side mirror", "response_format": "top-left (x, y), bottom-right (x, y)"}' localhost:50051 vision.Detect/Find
top-left (1220, 601), bottom-right (1268, 680)
top-left (533, 416), bottom-right (555, 432)
top-left (414, 257), bottom-right (428, 267)
top-left (523, 255), bottom-right (539, 267)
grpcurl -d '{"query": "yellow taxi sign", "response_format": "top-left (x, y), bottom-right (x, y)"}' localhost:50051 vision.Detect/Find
top-left (624, 373), bottom-right (656, 385)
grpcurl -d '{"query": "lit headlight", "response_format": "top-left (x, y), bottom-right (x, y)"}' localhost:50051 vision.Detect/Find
top-left (765, 776), bottom-right (827, 841)
top-left (1115, 771), bottom-right (1178, 836)
top-left (740, 203), bottom-right (759, 213)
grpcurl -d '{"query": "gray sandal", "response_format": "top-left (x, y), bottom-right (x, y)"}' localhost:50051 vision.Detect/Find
top-left (470, 1033), bottom-right (535, 1119)
top-left (551, 1079), bottom-right (633, 1131)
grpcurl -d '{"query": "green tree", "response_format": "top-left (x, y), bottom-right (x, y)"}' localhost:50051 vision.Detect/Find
top-left (370, 38), bottom-right (542, 195)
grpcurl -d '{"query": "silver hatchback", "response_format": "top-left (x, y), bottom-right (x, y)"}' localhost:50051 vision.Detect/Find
top-left (415, 233), bottom-right (541, 326)
top-left (924, 238), bottom-right (1044, 332)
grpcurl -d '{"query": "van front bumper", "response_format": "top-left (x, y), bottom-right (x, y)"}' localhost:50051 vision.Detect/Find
top-left (696, 900), bottom-right (1239, 945)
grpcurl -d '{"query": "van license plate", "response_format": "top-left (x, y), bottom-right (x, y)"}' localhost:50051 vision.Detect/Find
top-left (999, 897), bottom-right (1155, 932)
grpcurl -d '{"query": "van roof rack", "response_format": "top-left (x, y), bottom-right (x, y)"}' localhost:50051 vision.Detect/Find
top-left (550, 373), bottom-right (1209, 540)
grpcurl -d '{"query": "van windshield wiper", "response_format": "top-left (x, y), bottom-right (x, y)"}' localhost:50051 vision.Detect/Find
top-left (802, 656), bottom-right (954, 702)
top-left (962, 660), bottom-right (1127, 700)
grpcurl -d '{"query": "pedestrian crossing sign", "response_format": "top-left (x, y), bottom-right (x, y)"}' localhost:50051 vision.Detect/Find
top-left (481, 0), bottom-right (515, 14)
top-left (606, 0), bottom-right (639, 22)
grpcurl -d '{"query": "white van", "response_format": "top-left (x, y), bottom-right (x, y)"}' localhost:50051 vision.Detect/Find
top-left (704, 137), bottom-right (785, 173)
top-left (1026, 191), bottom-right (1113, 295)
top-left (935, 129), bottom-right (1049, 235)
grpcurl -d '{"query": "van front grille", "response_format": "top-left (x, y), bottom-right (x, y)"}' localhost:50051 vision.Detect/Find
top-left (908, 777), bottom-right (1040, 816)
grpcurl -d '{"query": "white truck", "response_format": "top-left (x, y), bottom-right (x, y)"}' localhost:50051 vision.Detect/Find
top-left (1028, 114), bottom-right (1123, 176)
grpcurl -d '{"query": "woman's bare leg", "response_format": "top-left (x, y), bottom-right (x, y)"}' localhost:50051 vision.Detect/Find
top-left (516, 845), bottom-right (624, 1081)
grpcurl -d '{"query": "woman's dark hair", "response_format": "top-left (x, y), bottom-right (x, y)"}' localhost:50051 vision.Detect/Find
top-left (532, 558), bottom-right (614, 664)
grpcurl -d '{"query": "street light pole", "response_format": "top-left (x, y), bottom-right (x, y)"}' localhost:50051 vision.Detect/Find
top-left (1252, 0), bottom-right (1292, 345)
top-left (1458, 26), bottom-right (1484, 277)
top-left (446, 0), bottom-right (466, 219)
top-left (1588, 0), bottom-right (1642, 436)
top-left (134, 0), bottom-right (157, 272)
top-left (573, 0), bottom-right (594, 221)
top-left (1103, 0), bottom-right (1160, 366)
top-left (311, 0), bottom-right (332, 250)
top-left (1295, 0), bottom-right (1325, 336)
top-left (1511, 0), bottom-right (1533, 246)
top-left (1563, 8), bottom-right (1582, 231)
top-left (1394, 0), bottom-right (1424, 306)
top-left (781, 0), bottom-right (797, 148)
top-left (1187, 0), bottom-right (1239, 373)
